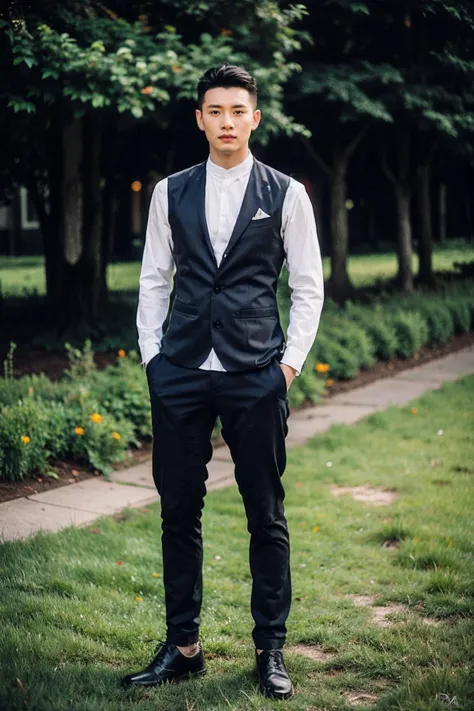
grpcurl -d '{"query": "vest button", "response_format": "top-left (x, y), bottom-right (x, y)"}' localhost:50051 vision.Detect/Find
top-left (213, 284), bottom-right (222, 293)
top-left (213, 320), bottom-right (223, 330)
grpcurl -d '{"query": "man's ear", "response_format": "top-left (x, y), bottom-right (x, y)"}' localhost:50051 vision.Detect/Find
top-left (251, 108), bottom-right (261, 131)
top-left (195, 108), bottom-right (205, 132)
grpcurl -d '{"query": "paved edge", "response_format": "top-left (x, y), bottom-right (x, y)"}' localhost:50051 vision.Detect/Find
top-left (1, 346), bottom-right (473, 542)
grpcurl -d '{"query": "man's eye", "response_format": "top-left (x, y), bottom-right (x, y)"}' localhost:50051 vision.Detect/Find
top-left (235, 111), bottom-right (244, 115)
top-left (210, 110), bottom-right (219, 115)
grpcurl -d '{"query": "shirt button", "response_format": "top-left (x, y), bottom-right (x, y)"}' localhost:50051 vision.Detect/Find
top-left (213, 284), bottom-right (222, 293)
top-left (213, 320), bottom-right (223, 329)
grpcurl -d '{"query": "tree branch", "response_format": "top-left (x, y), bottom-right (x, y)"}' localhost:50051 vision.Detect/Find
top-left (299, 136), bottom-right (332, 177)
top-left (343, 123), bottom-right (370, 161)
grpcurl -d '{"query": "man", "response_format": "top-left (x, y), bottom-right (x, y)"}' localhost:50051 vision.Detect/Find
top-left (122, 64), bottom-right (324, 700)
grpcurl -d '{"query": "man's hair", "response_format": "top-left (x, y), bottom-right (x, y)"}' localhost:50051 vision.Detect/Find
top-left (197, 64), bottom-right (257, 108)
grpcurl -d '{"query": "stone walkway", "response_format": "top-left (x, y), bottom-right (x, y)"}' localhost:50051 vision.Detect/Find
top-left (1, 346), bottom-right (473, 542)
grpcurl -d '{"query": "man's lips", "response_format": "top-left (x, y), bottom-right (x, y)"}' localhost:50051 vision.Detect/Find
top-left (219, 135), bottom-right (236, 140)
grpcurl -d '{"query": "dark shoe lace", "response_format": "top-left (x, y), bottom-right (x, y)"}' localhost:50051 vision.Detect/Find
top-left (261, 650), bottom-right (286, 675)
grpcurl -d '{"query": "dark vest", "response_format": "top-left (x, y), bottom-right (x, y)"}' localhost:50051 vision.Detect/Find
top-left (160, 158), bottom-right (291, 371)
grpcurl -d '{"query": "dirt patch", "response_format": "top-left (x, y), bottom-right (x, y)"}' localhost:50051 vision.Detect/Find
top-left (344, 691), bottom-right (379, 706)
top-left (371, 604), bottom-right (407, 627)
top-left (382, 539), bottom-right (401, 549)
top-left (346, 595), bottom-right (407, 626)
top-left (289, 644), bottom-right (336, 661)
top-left (349, 595), bottom-right (376, 607)
top-left (329, 485), bottom-right (399, 506)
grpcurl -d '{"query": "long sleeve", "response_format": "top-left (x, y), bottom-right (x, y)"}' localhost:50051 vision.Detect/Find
top-left (279, 178), bottom-right (324, 376)
top-left (136, 178), bottom-right (175, 368)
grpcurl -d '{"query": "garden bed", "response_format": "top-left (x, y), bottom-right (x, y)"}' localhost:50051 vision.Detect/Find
top-left (1, 330), bottom-right (472, 505)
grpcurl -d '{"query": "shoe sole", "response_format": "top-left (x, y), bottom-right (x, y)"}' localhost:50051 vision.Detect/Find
top-left (259, 683), bottom-right (294, 700)
top-left (123, 668), bottom-right (207, 689)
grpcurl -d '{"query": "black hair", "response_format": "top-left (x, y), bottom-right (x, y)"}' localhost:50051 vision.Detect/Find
top-left (197, 64), bottom-right (257, 108)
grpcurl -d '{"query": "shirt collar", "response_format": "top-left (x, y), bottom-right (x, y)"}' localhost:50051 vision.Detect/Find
top-left (206, 150), bottom-right (253, 181)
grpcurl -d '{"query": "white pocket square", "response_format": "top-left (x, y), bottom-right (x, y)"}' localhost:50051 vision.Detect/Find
top-left (252, 208), bottom-right (271, 220)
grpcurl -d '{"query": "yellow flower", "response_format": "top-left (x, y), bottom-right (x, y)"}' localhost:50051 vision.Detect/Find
top-left (315, 363), bottom-right (330, 374)
top-left (112, 431), bottom-right (121, 441)
top-left (152, 572), bottom-right (160, 578)
top-left (118, 349), bottom-right (126, 358)
top-left (312, 526), bottom-right (320, 533)
top-left (135, 596), bottom-right (142, 602)
top-left (90, 413), bottom-right (103, 424)
top-left (21, 435), bottom-right (30, 444)
top-left (411, 408), bottom-right (418, 415)
top-left (446, 536), bottom-right (453, 547)
top-left (75, 426), bottom-right (85, 436)
top-left (326, 379), bottom-right (335, 387)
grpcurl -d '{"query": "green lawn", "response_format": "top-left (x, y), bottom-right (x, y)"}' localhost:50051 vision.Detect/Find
top-left (1, 376), bottom-right (473, 710)
top-left (0, 243), bottom-right (472, 296)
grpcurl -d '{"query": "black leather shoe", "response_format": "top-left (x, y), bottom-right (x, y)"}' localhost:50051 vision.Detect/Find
top-left (121, 641), bottom-right (206, 688)
top-left (256, 649), bottom-right (294, 700)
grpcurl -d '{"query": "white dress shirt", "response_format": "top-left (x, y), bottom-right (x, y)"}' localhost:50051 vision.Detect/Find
top-left (136, 150), bottom-right (324, 376)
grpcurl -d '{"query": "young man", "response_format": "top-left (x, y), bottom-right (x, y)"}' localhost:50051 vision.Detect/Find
top-left (122, 64), bottom-right (324, 700)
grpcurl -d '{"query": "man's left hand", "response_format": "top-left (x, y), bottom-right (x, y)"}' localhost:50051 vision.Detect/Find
top-left (280, 363), bottom-right (297, 392)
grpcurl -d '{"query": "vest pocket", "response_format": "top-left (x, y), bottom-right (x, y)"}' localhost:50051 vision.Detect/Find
top-left (233, 307), bottom-right (278, 319)
top-left (173, 299), bottom-right (199, 318)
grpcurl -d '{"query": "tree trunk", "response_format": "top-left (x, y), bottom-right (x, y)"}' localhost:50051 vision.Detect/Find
top-left (394, 185), bottom-right (414, 292)
top-left (310, 180), bottom-right (327, 253)
top-left (328, 150), bottom-right (354, 301)
top-left (43, 113), bottom-right (105, 336)
top-left (417, 163), bottom-right (435, 285)
top-left (438, 183), bottom-right (447, 243)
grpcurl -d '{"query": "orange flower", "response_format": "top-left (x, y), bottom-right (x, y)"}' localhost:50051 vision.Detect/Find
top-left (312, 525), bottom-right (320, 533)
top-left (112, 431), bottom-right (121, 441)
top-left (141, 86), bottom-right (153, 95)
top-left (152, 572), bottom-right (160, 578)
top-left (90, 413), bottom-right (103, 424)
top-left (118, 349), bottom-right (126, 358)
top-left (172, 65), bottom-right (182, 73)
top-left (21, 435), bottom-right (30, 444)
top-left (75, 426), bottom-right (85, 436)
top-left (326, 379), bottom-right (335, 387)
top-left (135, 596), bottom-right (143, 602)
top-left (411, 408), bottom-right (418, 415)
top-left (315, 363), bottom-right (330, 374)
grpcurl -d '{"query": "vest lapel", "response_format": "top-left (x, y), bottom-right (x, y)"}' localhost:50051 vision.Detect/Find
top-left (196, 164), bottom-right (218, 269)
top-left (218, 161), bottom-right (262, 264)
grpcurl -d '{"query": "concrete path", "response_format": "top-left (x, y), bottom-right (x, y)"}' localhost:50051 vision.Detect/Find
top-left (1, 346), bottom-right (473, 542)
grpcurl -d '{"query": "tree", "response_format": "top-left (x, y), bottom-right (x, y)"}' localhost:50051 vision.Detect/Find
top-left (0, 0), bottom-right (308, 336)
top-left (285, 2), bottom-right (402, 301)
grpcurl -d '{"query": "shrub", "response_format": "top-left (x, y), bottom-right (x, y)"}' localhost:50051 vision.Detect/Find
top-left (414, 301), bottom-right (454, 344)
top-left (390, 311), bottom-right (429, 358)
top-left (345, 303), bottom-right (398, 360)
top-left (322, 321), bottom-right (376, 369)
top-left (312, 335), bottom-right (360, 380)
top-left (0, 398), bottom-right (70, 481)
top-left (444, 299), bottom-right (471, 333)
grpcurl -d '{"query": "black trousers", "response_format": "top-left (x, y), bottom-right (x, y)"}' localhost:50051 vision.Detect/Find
top-left (146, 351), bottom-right (291, 650)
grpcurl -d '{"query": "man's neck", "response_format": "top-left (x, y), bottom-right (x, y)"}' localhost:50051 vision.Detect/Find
top-left (209, 144), bottom-right (250, 170)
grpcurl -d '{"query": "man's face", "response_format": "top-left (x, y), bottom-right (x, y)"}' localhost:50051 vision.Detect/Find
top-left (196, 86), bottom-right (261, 155)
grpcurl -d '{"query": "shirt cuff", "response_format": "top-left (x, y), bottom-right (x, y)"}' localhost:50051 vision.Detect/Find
top-left (280, 345), bottom-right (306, 376)
top-left (140, 344), bottom-right (160, 370)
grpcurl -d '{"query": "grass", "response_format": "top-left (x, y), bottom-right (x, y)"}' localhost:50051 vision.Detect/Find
top-left (1, 375), bottom-right (473, 710)
top-left (0, 243), bottom-right (472, 296)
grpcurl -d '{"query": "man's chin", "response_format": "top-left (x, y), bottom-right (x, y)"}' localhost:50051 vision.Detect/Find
top-left (214, 141), bottom-right (241, 154)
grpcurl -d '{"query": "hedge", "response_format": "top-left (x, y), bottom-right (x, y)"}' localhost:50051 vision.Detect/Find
top-left (1, 285), bottom-right (472, 481)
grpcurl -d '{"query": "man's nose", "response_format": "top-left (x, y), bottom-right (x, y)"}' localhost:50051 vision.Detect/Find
top-left (221, 113), bottom-right (234, 129)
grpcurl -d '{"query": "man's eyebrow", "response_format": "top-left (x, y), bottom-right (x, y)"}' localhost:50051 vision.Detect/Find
top-left (206, 103), bottom-right (249, 109)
